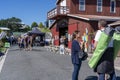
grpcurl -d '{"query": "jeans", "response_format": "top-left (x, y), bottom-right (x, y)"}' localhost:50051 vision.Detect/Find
top-left (98, 72), bottom-right (116, 80)
top-left (72, 61), bottom-right (82, 80)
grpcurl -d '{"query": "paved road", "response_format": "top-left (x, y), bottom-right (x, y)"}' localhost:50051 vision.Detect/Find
top-left (0, 46), bottom-right (120, 80)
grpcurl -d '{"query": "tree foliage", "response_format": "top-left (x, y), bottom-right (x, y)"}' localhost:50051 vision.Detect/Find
top-left (23, 25), bottom-right (31, 32)
top-left (39, 22), bottom-right (50, 33)
top-left (31, 22), bottom-right (38, 28)
top-left (41, 27), bottom-right (50, 33)
top-left (31, 22), bottom-right (50, 33)
top-left (38, 22), bottom-right (44, 28)
top-left (0, 17), bottom-right (22, 32)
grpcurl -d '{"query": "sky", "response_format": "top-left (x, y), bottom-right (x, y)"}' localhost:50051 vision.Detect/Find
top-left (0, 0), bottom-right (56, 26)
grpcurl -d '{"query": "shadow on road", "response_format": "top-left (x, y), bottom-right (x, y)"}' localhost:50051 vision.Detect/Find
top-left (85, 76), bottom-right (98, 80)
top-left (85, 76), bottom-right (120, 80)
top-left (9, 48), bottom-right (44, 52)
top-left (9, 49), bottom-right (21, 51)
top-left (31, 49), bottom-right (44, 52)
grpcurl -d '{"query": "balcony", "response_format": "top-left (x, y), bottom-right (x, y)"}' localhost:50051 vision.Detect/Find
top-left (47, 6), bottom-right (69, 19)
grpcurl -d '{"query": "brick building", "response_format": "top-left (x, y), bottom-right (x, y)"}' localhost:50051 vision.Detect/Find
top-left (47, 0), bottom-right (120, 53)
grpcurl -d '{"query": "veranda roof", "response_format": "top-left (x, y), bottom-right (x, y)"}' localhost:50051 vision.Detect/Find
top-left (67, 14), bottom-right (120, 21)
top-left (49, 14), bottom-right (120, 29)
top-left (108, 21), bottom-right (120, 27)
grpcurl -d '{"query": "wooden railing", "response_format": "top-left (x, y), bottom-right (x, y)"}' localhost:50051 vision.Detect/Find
top-left (47, 6), bottom-right (69, 19)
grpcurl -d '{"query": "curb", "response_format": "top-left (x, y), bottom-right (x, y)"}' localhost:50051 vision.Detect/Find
top-left (0, 48), bottom-right (8, 61)
top-left (0, 48), bottom-right (9, 73)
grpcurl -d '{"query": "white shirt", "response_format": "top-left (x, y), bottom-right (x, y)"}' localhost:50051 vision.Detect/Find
top-left (94, 30), bottom-right (103, 42)
top-left (94, 29), bottom-right (113, 47)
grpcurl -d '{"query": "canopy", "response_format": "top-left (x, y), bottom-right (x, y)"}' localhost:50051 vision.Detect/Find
top-left (0, 27), bottom-right (10, 30)
top-left (28, 27), bottom-right (45, 36)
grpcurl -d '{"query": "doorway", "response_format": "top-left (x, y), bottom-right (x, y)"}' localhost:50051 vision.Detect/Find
top-left (59, 27), bottom-right (68, 47)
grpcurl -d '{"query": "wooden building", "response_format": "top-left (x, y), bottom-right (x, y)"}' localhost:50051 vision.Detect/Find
top-left (47, 0), bottom-right (120, 53)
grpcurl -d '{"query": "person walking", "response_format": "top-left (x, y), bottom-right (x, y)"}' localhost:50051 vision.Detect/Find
top-left (28, 35), bottom-right (33, 51)
top-left (17, 36), bottom-right (21, 49)
top-left (71, 30), bottom-right (82, 80)
top-left (24, 36), bottom-right (29, 51)
top-left (93, 19), bottom-right (116, 80)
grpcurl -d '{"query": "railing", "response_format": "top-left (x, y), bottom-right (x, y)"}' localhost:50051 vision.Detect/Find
top-left (47, 6), bottom-right (69, 19)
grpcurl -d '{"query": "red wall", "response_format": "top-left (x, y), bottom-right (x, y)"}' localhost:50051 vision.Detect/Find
top-left (50, 17), bottom-right (98, 51)
top-left (51, 25), bottom-right (59, 46)
top-left (69, 0), bottom-right (120, 16)
top-left (68, 23), bottom-right (77, 48)
top-left (68, 18), bottom-right (97, 52)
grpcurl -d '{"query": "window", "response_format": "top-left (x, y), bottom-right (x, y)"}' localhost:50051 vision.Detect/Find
top-left (60, 0), bottom-right (66, 6)
top-left (79, 0), bottom-right (85, 11)
top-left (97, 0), bottom-right (102, 12)
top-left (110, 0), bottom-right (116, 13)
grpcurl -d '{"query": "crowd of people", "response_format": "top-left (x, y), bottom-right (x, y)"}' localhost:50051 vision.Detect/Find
top-left (17, 35), bottom-right (33, 51)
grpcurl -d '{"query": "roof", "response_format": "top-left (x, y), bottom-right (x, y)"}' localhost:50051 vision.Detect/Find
top-left (0, 27), bottom-right (10, 30)
top-left (67, 14), bottom-right (120, 21)
top-left (49, 14), bottom-right (120, 29)
top-left (28, 27), bottom-right (45, 36)
top-left (108, 21), bottom-right (120, 27)
top-left (19, 25), bottom-right (28, 29)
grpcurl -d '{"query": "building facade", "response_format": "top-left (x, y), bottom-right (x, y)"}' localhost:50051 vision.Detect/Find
top-left (47, 0), bottom-right (120, 53)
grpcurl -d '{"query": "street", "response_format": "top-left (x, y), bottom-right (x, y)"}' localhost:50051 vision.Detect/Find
top-left (0, 46), bottom-right (120, 80)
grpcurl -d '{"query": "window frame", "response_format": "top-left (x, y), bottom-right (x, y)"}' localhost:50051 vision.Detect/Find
top-left (97, 0), bottom-right (102, 12)
top-left (79, 0), bottom-right (85, 11)
top-left (60, 0), bottom-right (66, 6)
top-left (110, 0), bottom-right (116, 13)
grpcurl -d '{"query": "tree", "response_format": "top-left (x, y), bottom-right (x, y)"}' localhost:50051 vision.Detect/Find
top-left (0, 17), bottom-right (22, 32)
top-left (0, 19), bottom-right (8, 27)
top-left (31, 22), bottom-right (38, 28)
top-left (23, 25), bottom-right (31, 32)
top-left (38, 22), bottom-right (44, 28)
top-left (7, 17), bottom-right (21, 22)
